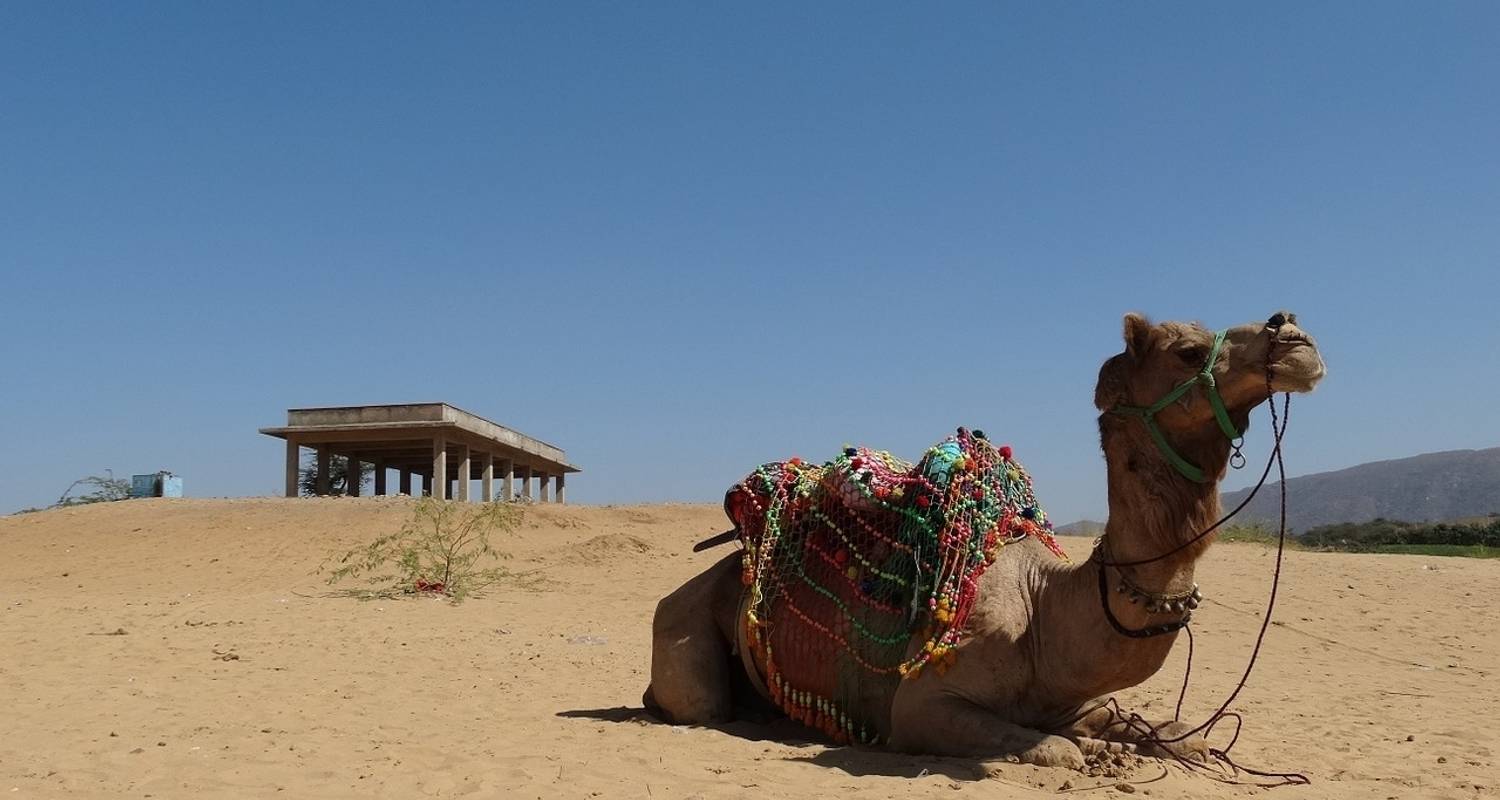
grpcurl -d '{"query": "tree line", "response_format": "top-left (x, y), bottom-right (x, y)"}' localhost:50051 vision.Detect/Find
top-left (1299, 515), bottom-right (1500, 550)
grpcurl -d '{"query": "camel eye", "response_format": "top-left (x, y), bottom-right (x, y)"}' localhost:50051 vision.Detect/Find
top-left (1176, 345), bottom-right (1207, 365)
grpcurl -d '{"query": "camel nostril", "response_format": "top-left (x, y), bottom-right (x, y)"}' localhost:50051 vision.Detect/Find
top-left (1267, 312), bottom-right (1287, 329)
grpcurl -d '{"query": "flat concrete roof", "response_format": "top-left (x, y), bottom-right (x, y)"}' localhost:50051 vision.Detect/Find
top-left (260, 402), bottom-right (580, 473)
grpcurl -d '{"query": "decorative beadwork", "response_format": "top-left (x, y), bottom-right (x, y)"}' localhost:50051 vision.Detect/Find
top-left (727, 427), bottom-right (1066, 744)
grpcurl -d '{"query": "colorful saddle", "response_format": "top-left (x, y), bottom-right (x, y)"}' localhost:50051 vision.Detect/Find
top-left (725, 427), bottom-right (1066, 744)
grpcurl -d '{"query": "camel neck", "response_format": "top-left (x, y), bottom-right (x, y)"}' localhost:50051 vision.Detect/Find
top-left (1098, 421), bottom-right (1228, 595)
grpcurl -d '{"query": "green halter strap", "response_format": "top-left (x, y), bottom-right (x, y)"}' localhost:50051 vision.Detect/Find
top-left (1110, 329), bottom-right (1243, 483)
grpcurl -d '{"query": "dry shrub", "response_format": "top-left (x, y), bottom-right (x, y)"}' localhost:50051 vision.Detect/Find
top-left (323, 497), bottom-right (521, 601)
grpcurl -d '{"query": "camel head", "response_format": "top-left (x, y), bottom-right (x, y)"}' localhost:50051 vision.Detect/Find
top-left (1094, 311), bottom-right (1326, 484)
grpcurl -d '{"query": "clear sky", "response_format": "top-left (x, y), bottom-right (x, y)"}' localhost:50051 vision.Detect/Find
top-left (3, 2), bottom-right (1497, 519)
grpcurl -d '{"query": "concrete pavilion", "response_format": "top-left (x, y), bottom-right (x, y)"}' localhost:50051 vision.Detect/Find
top-left (260, 403), bottom-right (579, 502)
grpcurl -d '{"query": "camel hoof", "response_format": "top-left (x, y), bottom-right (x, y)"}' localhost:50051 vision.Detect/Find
top-left (991, 735), bottom-right (1085, 770)
top-left (1139, 722), bottom-right (1209, 763)
top-left (641, 686), bottom-right (663, 719)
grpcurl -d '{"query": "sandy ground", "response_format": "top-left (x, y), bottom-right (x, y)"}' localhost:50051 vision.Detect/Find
top-left (0, 497), bottom-right (1495, 799)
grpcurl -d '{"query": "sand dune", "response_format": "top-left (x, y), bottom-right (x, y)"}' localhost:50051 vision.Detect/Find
top-left (1, 498), bottom-right (1494, 798)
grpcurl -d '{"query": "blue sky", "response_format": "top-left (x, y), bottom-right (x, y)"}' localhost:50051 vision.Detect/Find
top-left (2, 2), bottom-right (1497, 519)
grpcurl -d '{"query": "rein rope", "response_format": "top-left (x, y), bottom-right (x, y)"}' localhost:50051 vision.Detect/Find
top-left (1082, 319), bottom-right (1310, 787)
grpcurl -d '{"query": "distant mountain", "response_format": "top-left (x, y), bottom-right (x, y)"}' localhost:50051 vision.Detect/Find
top-left (1221, 446), bottom-right (1500, 532)
top-left (1055, 519), bottom-right (1105, 537)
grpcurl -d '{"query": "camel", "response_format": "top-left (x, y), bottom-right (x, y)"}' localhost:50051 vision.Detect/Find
top-left (644, 311), bottom-right (1326, 769)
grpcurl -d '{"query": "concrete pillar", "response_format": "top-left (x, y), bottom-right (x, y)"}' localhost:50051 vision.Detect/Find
top-left (432, 438), bottom-right (447, 500)
top-left (519, 464), bottom-right (532, 500)
top-left (555, 473), bottom-right (566, 505)
top-left (456, 444), bottom-right (471, 502)
top-left (316, 447), bottom-right (331, 496)
top-left (500, 458), bottom-right (513, 501)
top-left (373, 459), bottom-right (387, 496)
top-left (481, 452), bottom-right (494, 502)
top-left (399, 469), bottom-right (412, 496)
top-left (538, 470), bottom-right (550, 503)
top-left (346, 455), bottom-right (361, 497)
top-left (285, 439), bottom-right (300, 498)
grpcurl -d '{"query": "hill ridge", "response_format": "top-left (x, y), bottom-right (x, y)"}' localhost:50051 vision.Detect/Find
top-left (1222, 445), bottom-right (1500, 532)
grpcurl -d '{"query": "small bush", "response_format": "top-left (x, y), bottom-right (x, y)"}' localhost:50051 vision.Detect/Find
top-left (56, 472), bottom-right (131, 507)
top-left (323, 497), bottom-right (521, 601)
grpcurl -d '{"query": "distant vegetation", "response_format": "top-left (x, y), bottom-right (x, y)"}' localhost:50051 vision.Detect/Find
top-left (1213, 516), bottom-right (1500, 559)
top-left (56, 471), bottom-right (132, 507)
top-left (1215, 522), bottom-right (1295, 547)
top-left (16, 471), bottom-right (133, 512)
top-left (298, 453), bottom-right (372, 497)
top-left (1373, 544), bottom-right (1498, 558)
top-left (1298, 516), bottom-right (1500, 558)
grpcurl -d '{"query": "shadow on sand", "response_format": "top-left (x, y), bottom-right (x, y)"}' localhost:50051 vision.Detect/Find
top-left (555, 706), bottom-right (1010, 782)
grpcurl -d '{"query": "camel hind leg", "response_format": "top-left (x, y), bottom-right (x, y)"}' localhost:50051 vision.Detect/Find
top-left (644, 552), bottom-right (745, 724)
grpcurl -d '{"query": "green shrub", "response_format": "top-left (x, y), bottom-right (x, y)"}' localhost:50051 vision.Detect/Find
top-left (323, 497), bottom-right (521, 601)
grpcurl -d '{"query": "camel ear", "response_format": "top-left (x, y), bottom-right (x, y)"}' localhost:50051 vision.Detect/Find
top-left (1122, 313), bottom-right (1153, 359)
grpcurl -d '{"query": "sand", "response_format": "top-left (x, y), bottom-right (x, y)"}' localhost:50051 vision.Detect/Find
top-left (1, 497), bottom-right (1494, 799)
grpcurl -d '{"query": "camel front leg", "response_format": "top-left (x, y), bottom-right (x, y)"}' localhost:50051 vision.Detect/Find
top-left (644, 554), bottom-right (743, 725)
top-left (888, 692), bottom-right (1087, 769)
top-left (1061, 701), bottom-right (1209, 763)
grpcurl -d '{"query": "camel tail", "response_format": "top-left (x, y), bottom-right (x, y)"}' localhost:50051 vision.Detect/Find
top-left (692, 528), bottom-right (739, 552)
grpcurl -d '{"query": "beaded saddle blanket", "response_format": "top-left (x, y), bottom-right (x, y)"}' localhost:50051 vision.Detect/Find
top-left (726, 428), bottom-right (1066, 745)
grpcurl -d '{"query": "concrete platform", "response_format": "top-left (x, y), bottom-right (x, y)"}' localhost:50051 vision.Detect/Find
top-left (260, 403), bottom-right (579, 502)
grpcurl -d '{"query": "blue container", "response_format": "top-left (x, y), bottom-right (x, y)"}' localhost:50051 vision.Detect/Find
top-left (131, 474), bottom-right (158, 499)
top-left (130, 472), bottom-right (184, 498)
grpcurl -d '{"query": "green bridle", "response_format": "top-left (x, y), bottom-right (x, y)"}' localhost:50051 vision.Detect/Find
top-left (1110, 329), bottom-right (1243, 483)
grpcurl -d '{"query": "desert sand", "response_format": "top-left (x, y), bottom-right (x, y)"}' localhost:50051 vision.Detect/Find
top-left (1, 497), bottom-right (1494, 799)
